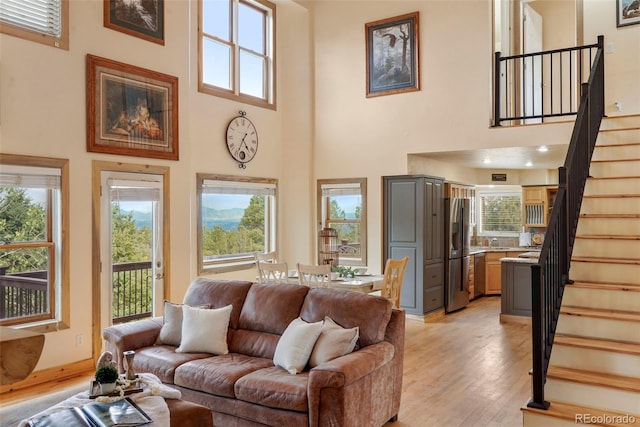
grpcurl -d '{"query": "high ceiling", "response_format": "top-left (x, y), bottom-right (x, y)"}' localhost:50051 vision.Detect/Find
top-left (414, 144), bottom-right (568, 170)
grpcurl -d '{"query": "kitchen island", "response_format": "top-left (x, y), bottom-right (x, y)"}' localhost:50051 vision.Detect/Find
top-left (500, 252), bottom-right (539, 323)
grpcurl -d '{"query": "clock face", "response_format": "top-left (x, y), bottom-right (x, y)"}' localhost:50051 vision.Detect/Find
top-left (226, 115), bottom-right (258, 166)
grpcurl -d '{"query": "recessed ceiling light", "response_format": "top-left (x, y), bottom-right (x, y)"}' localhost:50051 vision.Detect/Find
top-left (525, 161), bottom-right (533, 167)
top-left (483, 158), bottom-right (492, 164)
top-left (537, 146), bottom-right (548, 152)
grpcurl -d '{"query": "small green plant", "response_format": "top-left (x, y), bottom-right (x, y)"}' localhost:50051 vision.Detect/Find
top-left (332, 265), bottom-right (358, 278)
top-left (95, 365), bottom-right (119, 384)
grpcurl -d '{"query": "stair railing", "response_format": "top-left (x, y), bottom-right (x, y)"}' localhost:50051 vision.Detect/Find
top-left (494, 37), bottom-right (603, 126)
top-left (528, 35), bottom-right (605, 410)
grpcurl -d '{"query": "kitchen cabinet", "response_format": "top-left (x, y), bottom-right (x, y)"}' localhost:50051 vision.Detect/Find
top-left (501, 259), bottom-right (533, 318)
top-left (484, 251), bottom-right (526, 295)
top-left (473, 252), bottom-right (485, 297)
top-left (522, 186), bottom-right (558, 227)
top-left (383, 175), bottom-right (444, 316)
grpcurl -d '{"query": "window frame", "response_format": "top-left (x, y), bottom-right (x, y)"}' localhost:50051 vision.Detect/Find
top-left (198, 0), bottom-right (276, 110)
top-left (475, 186), bottom-right (522, 237)
top-left (0, 0), bottom-right (69, 50)
top-left (316, 178), bottom-right (367, 267)
top-left (0, 153), bottom-right (70, 331)
top-left (197, 173), bottom-right (278, 273)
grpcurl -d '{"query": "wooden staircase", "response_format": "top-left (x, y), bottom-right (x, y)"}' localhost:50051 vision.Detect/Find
top-left (522, 115), bottom-right (640, 427)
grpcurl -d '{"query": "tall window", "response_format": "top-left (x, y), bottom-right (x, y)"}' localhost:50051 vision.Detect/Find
top-left (197, 174), bottom-right (277, 272)
top-left (0, 155), bottom-right (69, 328)
top-left (199, 0), bottom-right (276, 109)
top-left (476, 186), bottom-right (522, 235)
top-left (0, 0), bottom-right (69, 49)
top-left (317, 178), bottom-right (367, 266)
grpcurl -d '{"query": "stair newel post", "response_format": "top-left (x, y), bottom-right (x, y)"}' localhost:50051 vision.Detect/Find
top-left (528, 262), bottom-right (550, 410)
top-left (494, 51), bottom-right (502, 127)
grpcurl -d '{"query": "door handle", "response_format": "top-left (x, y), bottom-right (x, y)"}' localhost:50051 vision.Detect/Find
top-left (155, 273), bottom-right (164, 280)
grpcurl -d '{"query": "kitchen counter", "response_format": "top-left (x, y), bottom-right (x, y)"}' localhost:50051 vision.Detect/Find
top-left (469, 247), bottom-right (541, 255)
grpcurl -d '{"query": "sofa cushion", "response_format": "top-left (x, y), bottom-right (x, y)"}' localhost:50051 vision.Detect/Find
top-left (273, 317), bottom-right (323, 374)
top-left (308, 316), bottom-right (359, 368)
top-left (300, 288), bottom-right (392, 347)
top-left (157, 301), bottom-right (210, 346)
top-left (176, 304), bottom-right (232, 355)
top-left (182, 279), bottom-right (253, 330)
top-left (174, 354), bottom-right (274, 398)
top-left (230, 284), bottom-right (309, 359)
top-left (133, 345), bottom-right (211, 383)
top-left (235, 367), bottom-right (309, 412)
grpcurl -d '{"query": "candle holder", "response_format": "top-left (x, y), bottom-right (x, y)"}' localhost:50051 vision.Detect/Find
top-left (123, 350), bottom-right (137, 380)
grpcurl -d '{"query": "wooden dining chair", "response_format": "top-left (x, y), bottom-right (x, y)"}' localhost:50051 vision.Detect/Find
top-left (381, 256), bottom-right (409, 309)
top-left (296, 263), bottom-right (332, 288)
top-left (254, 251), bottom-right (278, 280)
top-left (257, 261), bottom-right (289, 285)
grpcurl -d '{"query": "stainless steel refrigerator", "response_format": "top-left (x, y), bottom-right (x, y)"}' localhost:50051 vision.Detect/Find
top-left (445, 197), bottom-right (471, 313)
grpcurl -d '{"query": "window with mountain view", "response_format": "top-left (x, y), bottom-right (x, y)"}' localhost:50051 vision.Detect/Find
top-left (0, 155), bottom-right (69, 328)
top-left (197, 174), bottom-right (277, 272)
top-left (317, 178), bottom-right (367, 266)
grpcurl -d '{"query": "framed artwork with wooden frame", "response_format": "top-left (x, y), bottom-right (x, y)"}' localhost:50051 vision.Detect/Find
top-left (617, 0), bottom-right (640, 27)
top-left (86, 54), bottom-right (179, 161)
top-left (104, 0), bottom-right (164, 45)
top-left (365, 11), bottom-right (420, 98)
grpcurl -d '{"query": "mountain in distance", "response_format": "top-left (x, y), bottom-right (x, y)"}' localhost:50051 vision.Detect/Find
top-left (125, 206), bottom-right (245, 231)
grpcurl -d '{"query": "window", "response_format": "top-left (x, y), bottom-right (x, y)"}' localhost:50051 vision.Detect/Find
top-left (199, 0), bottom-right (276, 109)
top-left (0, 0), bottom-right (69, 49)
top-left (317, 178), bottom-right (367, 266)
top-left (476, 186), bottom-right (522, 235)
top-left (197, 174), bottom-right (277, 273)
top-left (0, 154), bottom-right (69, 329)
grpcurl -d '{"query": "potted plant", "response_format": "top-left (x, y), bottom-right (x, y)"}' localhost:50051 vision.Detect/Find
top-left (95, 365), bottom-right (119, 394)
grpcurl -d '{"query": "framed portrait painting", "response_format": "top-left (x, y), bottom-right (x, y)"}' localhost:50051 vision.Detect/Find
top-left (104, 0), bottom-right (164, 45)
top-left (365, 12), bottom-right (420, 98)
top-left (86, 54), bottom-right (179, 160)
top-left (617, 0), bottom-right (640, 27)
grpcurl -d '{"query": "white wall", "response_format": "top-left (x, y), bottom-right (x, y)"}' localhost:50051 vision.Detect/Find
top-left (0, 0), bottom-right (313, 371)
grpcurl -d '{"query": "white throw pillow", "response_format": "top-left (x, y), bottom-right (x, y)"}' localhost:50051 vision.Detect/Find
top-left (176, 304), bottom-right (232, 355)
top-left (157, 301), bottom-right (184, 346)
top-left (308, 316), bottom-right (359, 368)
top-left (273, 317), bottom-right (323, 374)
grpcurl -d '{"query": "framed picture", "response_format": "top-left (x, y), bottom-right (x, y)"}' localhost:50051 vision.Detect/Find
top-left (104, 0), bottom-right (164, 45)
top-left (86, 54), bottom-right (179, 161)
top-left (365, 12), bottom-right (420, 98)
top-left (617, 0), bottom-right (640, 27)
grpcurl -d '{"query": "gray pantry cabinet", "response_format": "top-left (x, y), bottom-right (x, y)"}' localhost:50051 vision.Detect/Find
top-left (383, 175), bottom-right (445, 316)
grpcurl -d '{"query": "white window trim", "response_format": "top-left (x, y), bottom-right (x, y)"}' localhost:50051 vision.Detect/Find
top-left (198, 0), bottom-right (277, 110)
top-left (476, 186), bottom-right (522, 237)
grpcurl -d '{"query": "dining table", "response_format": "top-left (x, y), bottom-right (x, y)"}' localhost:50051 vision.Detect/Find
top-left (285, 273), bottom-right (384, 294)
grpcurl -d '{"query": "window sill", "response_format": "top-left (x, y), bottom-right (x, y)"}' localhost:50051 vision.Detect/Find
top-left (200, 260), bottom-right (256, 275)
top-left (4, 319), bottom-right (69, 334)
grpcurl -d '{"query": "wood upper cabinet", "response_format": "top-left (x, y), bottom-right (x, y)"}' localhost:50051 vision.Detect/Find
top-left (522, 186), bottom-right (558, 227)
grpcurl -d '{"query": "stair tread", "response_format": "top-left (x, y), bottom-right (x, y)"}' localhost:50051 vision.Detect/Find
top-left (561, 306), bottom-right (640, 322)
top-left (571, 281), bottom-right (640, 291)
top-left (572, 256), bottom-right (640, 265)
top-left (554, 334), bottom-right (640, 355)
top-left (522, 401), bottom-right (640, 426)
top-left (547, 366), bottom-right (640, 392)
top-left (580, 214), bottom-right (640, 219)
top-left (575, 234), bottom-right (640, 240)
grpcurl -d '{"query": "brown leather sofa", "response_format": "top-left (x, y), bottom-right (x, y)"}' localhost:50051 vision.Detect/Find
top-left (103, 278), bottom-right (405, 426)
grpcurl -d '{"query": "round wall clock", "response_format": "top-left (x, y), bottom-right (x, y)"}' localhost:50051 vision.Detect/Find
top-left (226, 110), bottom-right (258, 169)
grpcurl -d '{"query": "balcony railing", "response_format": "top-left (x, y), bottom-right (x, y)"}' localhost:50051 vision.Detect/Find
top-left (0, 261), bottom-right (153, 324)
top-left (494, 36), bottom-right (603, 126)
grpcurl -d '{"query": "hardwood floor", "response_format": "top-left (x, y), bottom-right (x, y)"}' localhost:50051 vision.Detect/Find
top-left (0, 296), bottom-right (531, 427)
top-left (389, 296), bottom-right (531, 427)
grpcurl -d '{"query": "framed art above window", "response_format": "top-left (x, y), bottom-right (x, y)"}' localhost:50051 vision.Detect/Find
top-left (617, 0), bottom-right (640, 27)
top-left (365, 11), bottom-right (420, 98)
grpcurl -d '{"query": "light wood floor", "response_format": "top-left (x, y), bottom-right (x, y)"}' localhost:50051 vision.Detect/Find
top-left (1, 296), bottom-right (531, 426)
